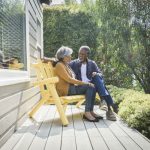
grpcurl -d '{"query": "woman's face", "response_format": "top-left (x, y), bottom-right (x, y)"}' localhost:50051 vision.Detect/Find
top-left (63, 55), bottom-right (72, 64)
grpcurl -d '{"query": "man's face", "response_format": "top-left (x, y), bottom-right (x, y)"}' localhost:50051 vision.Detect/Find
top-left (78, 49), bottom-right (88, 62)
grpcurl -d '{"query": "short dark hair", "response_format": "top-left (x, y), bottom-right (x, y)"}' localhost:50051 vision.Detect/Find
top-left (79, 46), bottom-right (90, 55)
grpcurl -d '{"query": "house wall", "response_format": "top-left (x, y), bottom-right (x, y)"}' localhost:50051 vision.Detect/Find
top-left (0, 0), bottom-right (43, 147)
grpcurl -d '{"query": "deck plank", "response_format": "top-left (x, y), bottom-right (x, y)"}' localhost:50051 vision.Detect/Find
top-left (116, 119), bottom-right (150, 150)
top-left (44, 107), bottom-right (62, 150)
top-left (95, 120), bottom-right (126, 150)
top-left (61, 106), bottom-right (76, 150)
top-left (96, 108), bottom-right (143, 150)
top-left (1, 105), bottom-right (150, 150)
top-left (72, 107), bottom-right (93, 150)
top-left (78, 107), bottom-right (109, 150)
top-left (1, 119), bottom-right (31, 150)
top-left (28, 106), bottom-right (56, 150)
top-left (12, 105), bottom-right (50, 150)
top-left (1, 105), bottom-right (49, 150)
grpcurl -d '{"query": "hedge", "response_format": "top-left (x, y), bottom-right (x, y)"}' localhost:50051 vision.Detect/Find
top-left (43, 5), bottom-right (99, 58)
top-left (107, 85), bottom-right (150, 139)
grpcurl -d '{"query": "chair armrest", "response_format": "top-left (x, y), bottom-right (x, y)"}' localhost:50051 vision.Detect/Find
top-left (33, 77), bottom-right (59, 86)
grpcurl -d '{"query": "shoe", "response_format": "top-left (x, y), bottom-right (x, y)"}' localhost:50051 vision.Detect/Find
top-left (99, 100), bottom-right (108, 111)
top-left (83, 115), bottom-right (99, 122)
top-left (91, 113), bottom-right (103, 119)
top-left (94, 115), bottom-right (103, 120)
top-left (106, 110), bottom-right (117, 121)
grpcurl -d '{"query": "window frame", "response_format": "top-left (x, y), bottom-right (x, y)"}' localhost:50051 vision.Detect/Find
top-left (0, 0), bottom-right (30, 86)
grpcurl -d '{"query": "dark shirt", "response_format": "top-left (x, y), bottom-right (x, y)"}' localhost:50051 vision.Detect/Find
top-left (69, 59), bottom-right (102, 81)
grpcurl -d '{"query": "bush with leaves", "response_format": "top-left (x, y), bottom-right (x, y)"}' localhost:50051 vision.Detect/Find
top-left (107, 85), bottom-right (150, 138)
top-left (119, 91), bottom-right (150, 139)
top-left (43, 5), bottom-right (99, 59)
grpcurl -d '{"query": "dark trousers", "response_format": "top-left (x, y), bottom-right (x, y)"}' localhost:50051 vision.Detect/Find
top-left (91, 75), bottom-right (114, 105)
top-left (68, 84), bottom-right (96, 112)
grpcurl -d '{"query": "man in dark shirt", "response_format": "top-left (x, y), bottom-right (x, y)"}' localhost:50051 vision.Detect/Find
top-left (69, 46), bottom-right (118, 121)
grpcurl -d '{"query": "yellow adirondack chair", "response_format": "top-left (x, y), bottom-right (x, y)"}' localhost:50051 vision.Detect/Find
top-left (29, 59), bottom-right (87, 126)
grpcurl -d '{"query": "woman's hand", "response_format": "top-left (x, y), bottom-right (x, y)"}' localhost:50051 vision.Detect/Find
top-left (87, 82), bottom-right (95, 87)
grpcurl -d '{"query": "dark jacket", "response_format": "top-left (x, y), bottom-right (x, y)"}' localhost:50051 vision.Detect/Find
top-left (69, 59), bottom-right (102, 81)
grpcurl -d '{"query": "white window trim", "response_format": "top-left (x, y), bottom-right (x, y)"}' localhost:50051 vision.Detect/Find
top-left (0, 0), bottom-right (30, 86)
top-left (0, 70), bottom-right (30, 86)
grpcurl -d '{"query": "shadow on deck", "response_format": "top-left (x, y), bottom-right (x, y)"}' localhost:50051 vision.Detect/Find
top-left (1, 105), bottom-right (150, 150)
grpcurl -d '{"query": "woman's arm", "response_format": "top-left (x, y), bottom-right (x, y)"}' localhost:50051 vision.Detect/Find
top-left (55, 63), bottom-right (85, 85)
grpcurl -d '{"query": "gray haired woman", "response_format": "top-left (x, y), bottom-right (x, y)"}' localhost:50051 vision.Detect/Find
top-left (54, 46), bottom-right (103, 122)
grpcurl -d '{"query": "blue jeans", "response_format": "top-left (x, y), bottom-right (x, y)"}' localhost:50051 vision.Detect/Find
top-left (91, 75), bottom-right (114, 105)
top-left (68, 84), bottom-right (96, 112)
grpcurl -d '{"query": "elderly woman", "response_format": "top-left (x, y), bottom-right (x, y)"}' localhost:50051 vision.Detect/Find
top-left (54, 46), bottom-right (103, 122)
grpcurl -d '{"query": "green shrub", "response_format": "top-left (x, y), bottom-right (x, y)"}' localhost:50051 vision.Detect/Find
top-left (107, 85), bottom-right (150, 139)
top-left (43, 5), bottom-right (99, 58)
top-left (119, 92), bottom-right (150, 138)
top-left (107, 85), bottom-right (126, 105)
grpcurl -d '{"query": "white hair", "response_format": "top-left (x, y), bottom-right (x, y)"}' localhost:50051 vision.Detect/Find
top-left (56, 46), bottom-right (73, 60)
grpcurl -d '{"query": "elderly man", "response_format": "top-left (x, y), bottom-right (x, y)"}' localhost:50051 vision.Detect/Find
top-left (69, 46), bottom-right (117, 121)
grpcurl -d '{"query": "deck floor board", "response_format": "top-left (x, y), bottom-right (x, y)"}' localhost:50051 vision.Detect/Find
top-left (1, 105), bottom-right (150, 150)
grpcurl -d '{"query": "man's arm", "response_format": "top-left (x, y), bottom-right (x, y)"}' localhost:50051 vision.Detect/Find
top-left (92, 61), bottom-right (103, 77)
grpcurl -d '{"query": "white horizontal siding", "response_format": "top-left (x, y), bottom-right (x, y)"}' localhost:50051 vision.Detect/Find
top-left (0, 0), bottom-right (43, 147)
top-left (30, 0), bottom-right (43, 21)
top-left (21, 86), bottom-right (40, 103)
top-left (0, 93), bottom-right (21, 118)
top-left (18, 93), bottom-right (41, 119)
top-left (29, 13), bottom-right (37, 32)
top-left (0, 83), bottom-right (29, 100)
top-left (0, 109), bottom-right (18, 137)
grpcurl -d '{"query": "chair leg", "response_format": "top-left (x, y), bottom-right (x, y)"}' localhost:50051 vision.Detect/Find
top-left (63, 104), bottom-right (67, 112)
top-left (29, 97), bottom-right (47, 118)
top-left (76, 99), bottom-right (85, 108)
top-left (96, 93), bottom-right (100, 100)
top-left (50, 87), bottom-right (69, 126)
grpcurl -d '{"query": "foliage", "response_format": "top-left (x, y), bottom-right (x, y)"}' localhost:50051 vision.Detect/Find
top-left (81, 0), bottom-right (150, 93)
top-left (43, 5), bottom-right (99, 59)
top-left (107, 85), bottom-right (150, 138)
top-left (43, 0), bottom-right (150, 93)
top-left (79, 0), bottom-right (134, 88)
top-left (97, 0), bottom-right (150, 93)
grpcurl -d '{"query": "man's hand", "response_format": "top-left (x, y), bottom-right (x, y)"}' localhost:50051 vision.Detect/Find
top-left (92, 72), bottom-right (103, 78)
top-left (92, 72), bottom-right (97, 77)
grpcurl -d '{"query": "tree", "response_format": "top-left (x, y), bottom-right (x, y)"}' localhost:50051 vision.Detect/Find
top-left (43, 5), bottom-right (99, 59)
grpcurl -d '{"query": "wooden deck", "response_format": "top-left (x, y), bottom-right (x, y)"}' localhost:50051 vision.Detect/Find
top-left (1, 105), bottom-right (150, 150)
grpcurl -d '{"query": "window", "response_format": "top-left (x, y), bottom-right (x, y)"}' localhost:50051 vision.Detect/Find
top-left (0, 0), bottom-right (29, 86)
top-left (0, 0), bottom-right (26, 70)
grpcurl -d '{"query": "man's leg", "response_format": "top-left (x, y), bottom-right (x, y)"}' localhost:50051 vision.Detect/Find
top-left (103, 95), bottom-right (118, 113)
top-left (92, 75), bottom-right (117, 121)
top-left (91, 75), bottom-right (113, 106)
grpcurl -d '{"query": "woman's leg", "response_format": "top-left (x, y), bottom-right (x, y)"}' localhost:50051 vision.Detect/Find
top-left (76, 85), bottom-right (96, 112)
top-left (75, 85), bottom-right (98, 121)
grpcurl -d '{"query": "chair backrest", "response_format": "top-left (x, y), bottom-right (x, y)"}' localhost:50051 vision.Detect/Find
top-left (32, 59), bottom-right (58, 100)
top-left (43, 61), bottom-right (55, 78)
top-left (32, 59), bottom-right (55, 80)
